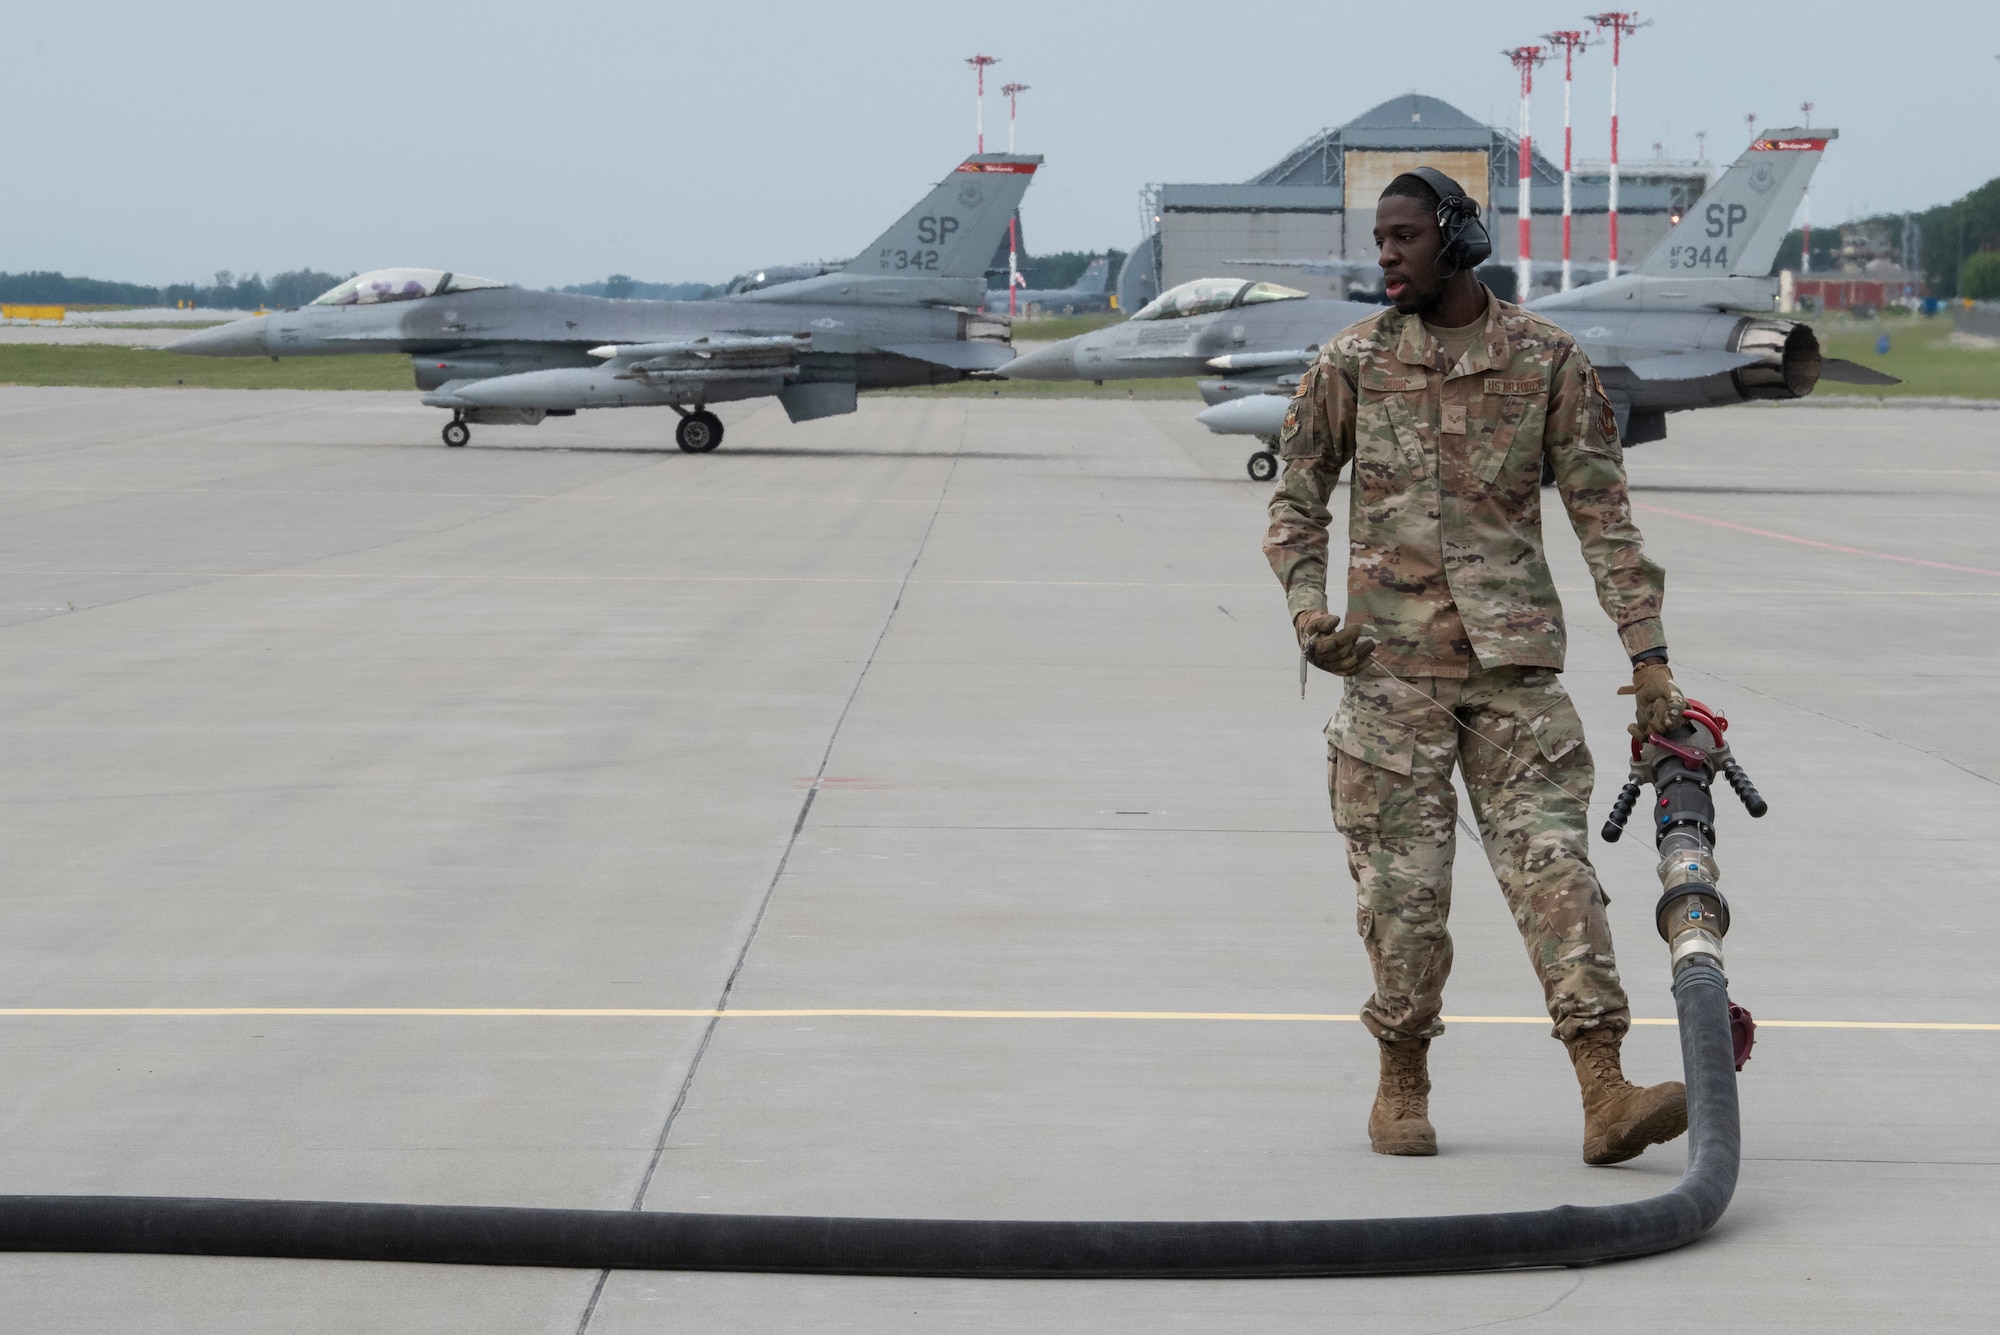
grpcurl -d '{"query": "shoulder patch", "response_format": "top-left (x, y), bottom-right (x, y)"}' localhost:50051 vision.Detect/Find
top-left (1584, 364), bottom-right (1620, 444)
top-left (1279, 399), bottom-right (1302, 443)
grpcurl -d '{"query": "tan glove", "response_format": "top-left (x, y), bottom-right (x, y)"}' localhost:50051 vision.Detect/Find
top-left (1295, 610), bottom-right (1378, 677)
top-left (1619, 660), bottom-right (1686, 739)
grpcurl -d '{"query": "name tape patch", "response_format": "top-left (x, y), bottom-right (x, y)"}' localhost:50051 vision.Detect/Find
top-left (1483, 377), bottom-right (1543, 395)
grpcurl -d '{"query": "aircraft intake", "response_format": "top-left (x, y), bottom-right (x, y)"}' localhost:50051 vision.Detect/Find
top-left (1727, 318), bottom-right (1821, 400)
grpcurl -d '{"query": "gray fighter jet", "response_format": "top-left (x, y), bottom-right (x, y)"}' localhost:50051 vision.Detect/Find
top-left (168, 155), bottom-right (1041, 450)
top-left (985, 255), bottom-right (1115, 315)
top-left (1005, 131), bottom-right (1895, 480)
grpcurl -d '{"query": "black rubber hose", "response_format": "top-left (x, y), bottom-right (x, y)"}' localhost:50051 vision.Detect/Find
top-left (0, 963), bottom-right (1739, 1277)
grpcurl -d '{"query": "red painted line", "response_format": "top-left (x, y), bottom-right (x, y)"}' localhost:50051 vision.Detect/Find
top-left (1635, 502), bottom-right (2000, 578)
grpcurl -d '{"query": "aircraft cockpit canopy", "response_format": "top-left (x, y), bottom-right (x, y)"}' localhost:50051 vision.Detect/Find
top-left (310, 268), bottom-right (508, 307)
top-left (1129, 278), bottom-right (1308, 321)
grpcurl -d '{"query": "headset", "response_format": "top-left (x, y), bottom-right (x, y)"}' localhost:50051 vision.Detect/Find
top-left (1403, 167), bottom-right (1493, 275)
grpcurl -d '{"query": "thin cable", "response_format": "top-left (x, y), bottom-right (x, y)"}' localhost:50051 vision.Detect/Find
top-left (1355, 658), bottom-right (1597, 808)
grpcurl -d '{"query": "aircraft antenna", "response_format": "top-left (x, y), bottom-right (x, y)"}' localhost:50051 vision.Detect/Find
top-left (1587, 12), bottom-right (1652, 280)
top-left (1504, 46), bottom-right (1551, 302)
top-left (966, 55), bottom-right (999, 154)
top-left (1543, 29), bottom-right (1595, 292)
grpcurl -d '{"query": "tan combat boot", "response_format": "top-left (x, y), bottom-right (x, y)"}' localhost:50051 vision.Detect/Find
top-left (1368, 1038), bottom-right (1438, 1156)
top-left (1566, 1028), bottom-right (1688, 1165)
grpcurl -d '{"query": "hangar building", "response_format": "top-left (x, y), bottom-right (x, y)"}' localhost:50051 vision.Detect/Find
top-left (1116, 94), bottom-right (1710, 312)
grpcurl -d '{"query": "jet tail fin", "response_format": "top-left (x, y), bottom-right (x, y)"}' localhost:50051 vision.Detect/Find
top-left (842, 155), bottom-right (1042, 283)
top-left (1633, 130), bottom-right (1835, 279)
top-left (743, 155), bottom-right (1043, 306)
top-left (1076, 256), bottom-right (1111, 294)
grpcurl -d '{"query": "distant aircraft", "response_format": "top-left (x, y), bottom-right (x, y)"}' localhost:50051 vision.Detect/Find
top-left (985, 256), bottom-right (1115, 316)
top-left (1004, 130), bottom-right (1895, 480)
top-left (168, 155), bottom-right (1042, 451)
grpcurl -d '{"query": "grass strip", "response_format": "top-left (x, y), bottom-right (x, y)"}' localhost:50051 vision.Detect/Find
top-left (1811, 313), bottom-right (2000, 400)
top-left (0, 345), bottom-right (413, 391)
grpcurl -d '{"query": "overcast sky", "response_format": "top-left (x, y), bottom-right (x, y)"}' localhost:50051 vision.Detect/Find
top-left (4, 0), bottom-right (1992, 289)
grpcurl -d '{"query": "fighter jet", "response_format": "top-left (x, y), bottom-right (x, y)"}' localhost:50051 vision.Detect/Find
top-left (167, 155), bottom-right (1042, 451)
top-left (985, 255), bottom-right (1115, 315)
top-left (1005, 131), bottom-right (1895, 480)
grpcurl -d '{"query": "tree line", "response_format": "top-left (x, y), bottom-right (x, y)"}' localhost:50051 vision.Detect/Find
top-left (1770, 173), bottom-right (2000, 298)
top-left (0, 269), bottom-right (353, 310)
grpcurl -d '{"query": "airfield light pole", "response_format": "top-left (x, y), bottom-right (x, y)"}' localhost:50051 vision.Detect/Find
top-left (1588, 12), bottom-right (1650, 280)
top-left (966, 55), bottom-right (998, 154)
top-left (1544, 29), bottom-right (1594, 292)
top-left (1505, 46), bottom-right (1550, 301)
top-left (1001, 82), bottom-right (1030, 315)
top-left (1799, 101), bottom-right (1814, 276)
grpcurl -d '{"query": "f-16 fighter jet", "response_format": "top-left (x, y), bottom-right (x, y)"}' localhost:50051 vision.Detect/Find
top-left (168, 155), bottom-right (1042, 450)
top-left (1004, 131), bottom-right (1894, 480)
top-left (985, 255), bottom-right (1115, 316)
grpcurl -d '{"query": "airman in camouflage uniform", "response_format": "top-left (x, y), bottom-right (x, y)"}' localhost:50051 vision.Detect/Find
top-left (1265, 170), bottom-right (1690, 1164)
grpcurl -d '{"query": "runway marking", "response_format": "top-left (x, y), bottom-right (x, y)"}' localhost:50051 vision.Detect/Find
top-left (0, 1008), bottom-right (1991, 1031)
top-left (1634, 502), bottom-right (2000, 579)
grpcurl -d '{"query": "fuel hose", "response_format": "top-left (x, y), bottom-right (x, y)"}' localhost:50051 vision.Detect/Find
top-left (0, 712), bottom-right (1755, 1277)
top-left (0, 962), bottom-right (1737, 1277)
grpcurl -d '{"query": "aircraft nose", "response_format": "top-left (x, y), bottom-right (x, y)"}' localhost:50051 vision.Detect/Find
top-left (1000, 337), bottom-right (1079, 380)
top-left (165, 316), bottom-right (270, 357)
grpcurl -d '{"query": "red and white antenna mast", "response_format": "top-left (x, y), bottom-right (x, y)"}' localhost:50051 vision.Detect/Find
top-left (1588, 12), bottom-right (1651, 280)
top-left (966, 54), bottom-right (998, 154)
top-left (1001, 81), bottom-right (1029, 314)
top-left (1504, 45), bottom-right (1550, 301)
top-left (1798, 101), bottom-right (1814, 276)
top-left (1001, 81), bottom-right (1028, 153)
top-left (1543, 29), bottom-right (1594, 292)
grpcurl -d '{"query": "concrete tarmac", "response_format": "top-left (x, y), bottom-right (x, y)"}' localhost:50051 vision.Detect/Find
top-left (1, 387), bottom-right (1994, 1331)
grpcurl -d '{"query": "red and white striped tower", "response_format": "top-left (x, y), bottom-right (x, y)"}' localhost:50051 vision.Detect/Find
top-left (1543, 29), bottom-right (1593, 292)
top-left (1504, 46), bottom-right (1550, 300)
top-left (1587, 13), bottom-right (1650, 280)
top-left (966, 55), bottom-right (998, 153)
top-left (1002, 82), bottom-right (1030, 314)
top-left (1798, 101), bottom-right (1814, 276)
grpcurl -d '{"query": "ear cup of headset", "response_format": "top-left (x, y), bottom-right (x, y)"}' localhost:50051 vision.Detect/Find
top-left (1449, 211), bottom-right (1492, 269)
top-left (1402, 165), bottom-right (1492, 274)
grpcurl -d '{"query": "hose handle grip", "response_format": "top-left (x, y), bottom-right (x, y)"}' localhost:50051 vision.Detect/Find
top-left (1601, 779), bottom-right (1643, 843)
top-left (1721, 758), bottom-right (1768, 818)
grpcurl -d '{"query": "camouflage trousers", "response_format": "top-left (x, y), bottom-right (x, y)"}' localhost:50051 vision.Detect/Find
top-left (1327, 664), bottom-right (1631, 1043)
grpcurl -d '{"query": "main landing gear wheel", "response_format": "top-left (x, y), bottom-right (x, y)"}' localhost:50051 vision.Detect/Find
top-left (676, 410), bottom-right (724, 453)
top-left (442, 419), bottom-right (470, 448)
top-left (1246, 449), bottom-right (1279, 482)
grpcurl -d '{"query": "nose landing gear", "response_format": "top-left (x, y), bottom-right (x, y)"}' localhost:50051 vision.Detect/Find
top-left (442, 416), bottom-right (470, 448)
top-left (675, 409), bottom-right (725, 453)
top-left (1246, 448), bottom-right (1278, 483)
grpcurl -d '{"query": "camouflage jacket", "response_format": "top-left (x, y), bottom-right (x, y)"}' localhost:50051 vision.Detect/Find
top-left (1262, 291), bottom-right (1667, 676)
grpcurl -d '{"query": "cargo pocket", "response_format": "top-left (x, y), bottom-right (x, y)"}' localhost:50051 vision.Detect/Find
top-left (1527, 698), bottom-right (1587, 764)
top-left (1327, 705), bottom-right (1417, 839)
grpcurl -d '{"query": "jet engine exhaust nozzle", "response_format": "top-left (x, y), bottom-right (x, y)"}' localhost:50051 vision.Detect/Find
top-left (1727, 318), bottom-right (1820, 401)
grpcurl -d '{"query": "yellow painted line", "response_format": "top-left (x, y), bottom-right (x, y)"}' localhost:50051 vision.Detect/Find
top-left (0, 572), bottom-right (1267, 589)
top-left (0, 1008), bottom-right (1990, 1031)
